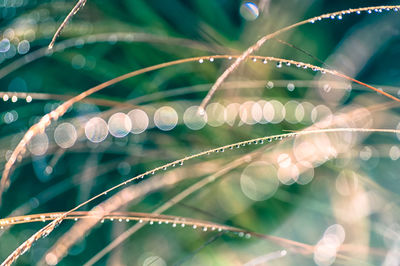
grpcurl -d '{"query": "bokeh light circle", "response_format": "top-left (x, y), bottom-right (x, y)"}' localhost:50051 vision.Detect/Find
top-left (183, 105), bottom-right (207, 130)
top-left (240, 161), bottom-right (279, 201)
top-left (154, 106), bottom-right (178, 131)
top-left (127, 109), bottom-right (149, 134)
top-left (108, 112), bottom-right (132, 138)
top-left (54, 122), bottom-right (77, 149)
top-left (85, 117), bottom-right (108, 143)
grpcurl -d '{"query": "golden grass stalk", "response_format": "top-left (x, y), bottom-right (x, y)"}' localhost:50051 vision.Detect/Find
top-left (48, 0), bottom-right (87, 49)
top-left (198, 5), bottom-right (400, 111)
top-left (1, 54), bottom-right (393, 200)
top-left (2, 127), bottom-right (399, 265)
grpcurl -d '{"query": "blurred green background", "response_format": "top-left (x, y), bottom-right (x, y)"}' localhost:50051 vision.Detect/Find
top-left (1, 0), bottom-right (400, 265)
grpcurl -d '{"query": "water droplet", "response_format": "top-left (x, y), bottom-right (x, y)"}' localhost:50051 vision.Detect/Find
top-left (276, 62), bottom-right (282, 68)
top-left (240, 2), bottom-right (259, 21)
top-left (26, 95), bottom-right (32, 103)
top-left (252, 58), bottom-right (257, 62)
top-left (193, 225), bottom-right (197, 229)
top-left (11, 95), bottom-right (17, 102)
top-left (338, 15), bottom-right (343, 20)
top-left (368, 10), bottom-right (372, 14)
top-left (263, 59), bottom-right (268, 64)
top-left (149, 221), bottom-right (154, 225)
top-left (3, 94), bottom-right (9, 101)
top-left (356, 10), bottom-right (361, 14)
top-left (199, 59), bottom-right (204, 63)
top-left (209, 57), bottom-right (214, 62)
top-left (172, 223), bottom-right (177, 227)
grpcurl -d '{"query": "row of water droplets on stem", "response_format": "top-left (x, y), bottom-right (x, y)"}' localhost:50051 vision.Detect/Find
top-left (309, 6), bottom-right (399, 24)
top-left (101, 132), bottom-right (297, 195)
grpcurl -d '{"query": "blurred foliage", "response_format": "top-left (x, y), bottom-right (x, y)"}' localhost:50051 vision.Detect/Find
top-left (1, 0), bottom-right (400, 265)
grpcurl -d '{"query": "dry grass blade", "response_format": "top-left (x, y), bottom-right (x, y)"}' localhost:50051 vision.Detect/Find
top-left (2, 127), bottom-right (399, 265)
top-left (48, 0), bottom-right (87, 49)
top-left (198, 5), bottom-right (400, 111)
top-left (1, 54), bottom-right (393, 200)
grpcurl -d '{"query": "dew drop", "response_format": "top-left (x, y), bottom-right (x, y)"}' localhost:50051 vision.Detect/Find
top-left (199, 59), bottom-right (204, 63)
top-left (276, 62), bottom-right (282, 68)
top-left (209, 57), bottom-right (214, 62)
top-left (263, 59), bottom-right (268, 64)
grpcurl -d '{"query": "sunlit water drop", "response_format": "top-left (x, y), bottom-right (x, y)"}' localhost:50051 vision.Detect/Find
top-left (240, 2), bottom-right (259, 21)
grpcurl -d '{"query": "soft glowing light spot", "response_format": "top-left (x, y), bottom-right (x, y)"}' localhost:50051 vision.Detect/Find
top-left (183, 105), bottom-right (207, 130)
top-left (206, 102), bottom-right (225, 127)
top-left (262, 101), bottom-right (275, 123)
top-left (277, 153), bottom-right (291, 168)
top-left (154, 106), bottom-right (178, 131)
top-left (359, 146), bottom-right (372, 161)
top-left (4, 110), bottom-right (17, 124)
top-left (85, 117), bottom-right (108, 143)
top-left (284, 101), bottom-right (302, 124)
top-left (240, 161), bottom-right (279, 201)
top-left (17, 40), bottom-right (30, 54)
top-left (240, 2), bottom-right (259, 21)
top-left (54, 122), bottom-right (77, 149)
top-left (71, 54), bottom-right (86, 69)
top-left (269, 100), bottom-right (285, 124)
top-left (225, 103), bottom-right (240, 126)
top-left (28, 133), bottom-right (49, 156)
top-left (324, 224), bottom-right (345, 245)
top-left (108, 112), bottom-right (132, 138)
top-left (296, 161), bottom-right (315, 185)
top-left (389, 146), bottom-right (400, 160)
top-left (0, 38), bottom-right (10, 53)
top-left (127, 109), bottom-right (149, 134)
top-left (239, 101), bottom-right (262, 125)
top-left (143, 255), bottom-right (166, 266)
top-left (311, 105), bottom-right (332, 127)
top-left (277, 164), bottom-right (299, 185)
top-left (287, 83), bottom-right (295, 92)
